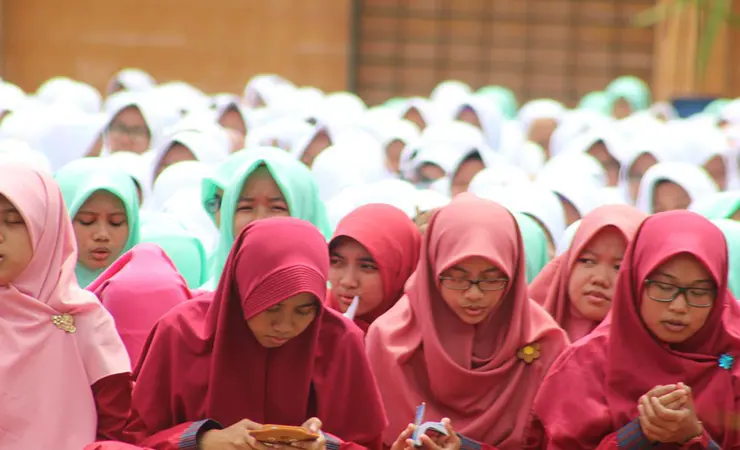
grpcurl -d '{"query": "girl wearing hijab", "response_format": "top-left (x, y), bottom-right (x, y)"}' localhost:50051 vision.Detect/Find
top-left (149, 127), bottom-right (230, 184)
top-left (328, 204), bottom-right (421, 334)
top-left (529, 205), bottom-right (647, 342)
top-left (203, 148), bottom-right (332, 288)
top-left (606, 76), bottom-right (651, 119)
top-left (526, 211), bottom-right (737, 448)
top-left (366, 194), bottom-right (568, 450)
top-left (87, 243), bottom-right (192, 365)
top-left (0, 164), bottom-right (131, 449)
top-left (636, 162), bottom-right (719, 214)
top-left (127, 217), bottom-right (387, 450)
top-left (55, 159), bottom-right (141, 288)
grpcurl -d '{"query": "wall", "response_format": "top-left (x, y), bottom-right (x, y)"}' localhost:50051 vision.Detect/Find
top-left (354, 0), bottom-right (655, 106)
top-left (2, 0), bottom-right (351, 94)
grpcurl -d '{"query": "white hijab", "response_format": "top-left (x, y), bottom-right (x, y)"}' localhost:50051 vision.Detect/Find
top-left (635, 162), bottom-right (719, 214)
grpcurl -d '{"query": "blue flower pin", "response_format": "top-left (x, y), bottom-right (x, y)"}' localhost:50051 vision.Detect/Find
top-left (719, 353), bottom-right (734, 370)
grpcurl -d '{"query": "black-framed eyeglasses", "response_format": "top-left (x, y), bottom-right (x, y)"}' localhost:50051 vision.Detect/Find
top-left (645, 279), bottom-right (716, 308)
top-left (204, 196), bottom-right (222, 214)
top-left (439, 276), bottom-right (509, 291)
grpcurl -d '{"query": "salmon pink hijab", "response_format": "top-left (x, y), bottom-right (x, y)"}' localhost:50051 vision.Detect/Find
top-left (130, 217), bottom-right (387, 447)
top-left (532, 211), bottom-right (740, 449)
top-left (0, 164), bottom-right (130, 450)
top-left (88, 243), bottom-right (192, 366)
top-left (365, 193), bottom-right (568, 450)
top-left (529, 204), bottom-right (646, 342)
top-left (329, 204), bottom-right (421, 333)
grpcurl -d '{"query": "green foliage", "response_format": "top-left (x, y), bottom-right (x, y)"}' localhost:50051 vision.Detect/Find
top-left (634, 0), bottom-right (740, 77)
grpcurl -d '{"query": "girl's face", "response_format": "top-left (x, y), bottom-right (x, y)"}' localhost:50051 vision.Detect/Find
top-left (329, 237), bottom-right (384, 316)
top-left (702, 155), bottom-right (726, 190)
top-left (385, 139), bottom-right (405, 174)
top-left (587, 141), bottom-right (621, 187)
top-left (451, 157), bottom-right (485, 197)
top-left (219, 106), bottom-right (247, 137)
top-left (640, 254), bottom-right (715, 344)
top-left (567, 227), bottom-right (626, 321)
top-left (627, 153), bottom-right (658, 202)
top-left (247, 293), bottom-right (319, 348)
top-left (105, 106), bottom-right (150, 154)
top-left (154, 143), bottom-right (196, 181)
top-left (438, 256), bottom-right (509, 325)
top-left (72, 190), bottom-right (130, 270)
top-left (300, 131), bottom-right (331, 167)
top-left (0, 195), bottom-right (33, 286)
top-left (456, 106), bottom-right (482, 129)
top-left (652, 180), bottom-right (691, 213)
top-left (232, 167), bottom-right (290, 236)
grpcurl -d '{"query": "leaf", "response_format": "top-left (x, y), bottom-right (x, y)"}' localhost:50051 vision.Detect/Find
top-left (633, 0), bottom-right (693, 27)
top-left (696, 0), bottom-right (731, 76)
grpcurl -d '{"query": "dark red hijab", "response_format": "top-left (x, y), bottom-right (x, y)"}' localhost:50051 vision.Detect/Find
top-left (130, 217), bottom-right (387, 446)
top-left (328, 204), bottom-right (421, 333)
top-left (533, 211), bottom-right (740, 448)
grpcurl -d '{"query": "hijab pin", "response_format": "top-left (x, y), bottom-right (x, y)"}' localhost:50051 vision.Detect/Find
top-left (517, 343), bottom-right (541, 364)
top-left (51, 313), bottom-right (77, 334)
top-left (719, 353), bottom-right (734, 370)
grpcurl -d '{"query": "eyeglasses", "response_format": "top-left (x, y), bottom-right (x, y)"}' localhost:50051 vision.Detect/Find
top-left (204, 196), bottom-right (222, 214)
top-left (107, 123), bottom-right (150, 142)
top-left (645, 279), bottom-right (716, 308)
top-left (439, 276), bottom-right (509, 291)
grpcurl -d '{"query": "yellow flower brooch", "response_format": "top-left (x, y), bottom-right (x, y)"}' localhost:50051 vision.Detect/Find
top-left (517, 343), bottom-right (541, 364)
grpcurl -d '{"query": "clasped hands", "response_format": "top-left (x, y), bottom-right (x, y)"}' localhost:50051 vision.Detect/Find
top-left (637, 383), bottom-right (704, 445)
top-left (390, 418), bottom-right (460, 450)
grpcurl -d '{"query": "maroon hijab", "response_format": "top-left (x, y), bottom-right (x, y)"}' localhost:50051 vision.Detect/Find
top-left (328, 204), bottom-right (421, 333)
top-left (130, 217), bottom-right (387, 446)
top-left (533, 211), bottom-right (740, 448)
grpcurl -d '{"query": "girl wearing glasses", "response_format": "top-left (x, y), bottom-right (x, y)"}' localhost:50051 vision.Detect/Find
top-left (526, 211), bottom-right (739, 449)
top-left (366, 194), bottom-right (568, 450)
top-left (529, 204), bottom-right (646, 342)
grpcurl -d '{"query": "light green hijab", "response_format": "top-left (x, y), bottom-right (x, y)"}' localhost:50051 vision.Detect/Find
top-left (712, 219), bottom-right (740, 297)
top-left (606, 76), bottom-right (652, 112)
top-left (476, 85), bottom-right (518, 119)
top-left (704, 98), bottom-right (731, 118)
top-left (690, 191), bottom-right (740, 219)
top-left (55, 158), bottom-right (140, 287)
top-left (201, 149), bottom-right (259, 225)
top-left (514, 212), bottom-right (550, 283)
top-left (139, 213), bottom-right (208, 288)
top-left (202, 147), bottom-right (331, 289)
top-left (578, 91), bottom-right (612, 115)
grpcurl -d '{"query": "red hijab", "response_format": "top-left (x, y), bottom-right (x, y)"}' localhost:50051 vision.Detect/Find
top-left (88, 244), bottom-right (191, 365)
top-left (365, 194), bottom-right (568, 450)
top-left (533, 211), bottom-right (740, 449)
top-left (131, 218), bottom-right (387, 446)
top-left (529, 205), bottom-right (646, 341)
top-left (328, 204), bottom-right (421, 333)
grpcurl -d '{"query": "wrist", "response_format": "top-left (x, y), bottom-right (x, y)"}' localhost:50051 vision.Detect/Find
top-left (681, 421), bottom-right (704, 445)
top-left (198, 429), bottom-right (217, 450)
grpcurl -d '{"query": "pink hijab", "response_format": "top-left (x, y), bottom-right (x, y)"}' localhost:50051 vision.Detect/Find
top-left (529, 205), bottom-right (646, 341)
top-left (365, 193), bottom-right (568, 450)
top-left (0, 164), bottom-right (130, 449)
top-left (88, 243), bottom-right (192, 366)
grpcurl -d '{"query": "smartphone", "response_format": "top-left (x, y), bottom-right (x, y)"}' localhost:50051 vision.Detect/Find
top-left (249, 425), bottom-right (320, 444)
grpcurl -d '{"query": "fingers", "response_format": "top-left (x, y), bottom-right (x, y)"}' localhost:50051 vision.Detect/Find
top-left (240, 419), bottom-right (264, 431)
top-left (392, 424), bottom-right (415, 450)
top-left (638, 412), bottom-right (672, 443)
top-left (646, 384), bottom-right (678, 398)
top-left (420, 434), bottom-right (443, 450)
top-left (246, 434), bottom-right (279, 450)
top-left (302, 417), bottom-right (323, 433)
top-left (650, 397), bottom-right (687, 423)
top-left (657, 389), bottom-right (688, 410)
